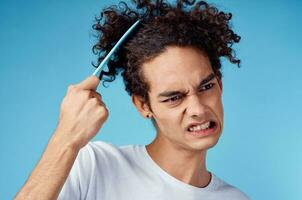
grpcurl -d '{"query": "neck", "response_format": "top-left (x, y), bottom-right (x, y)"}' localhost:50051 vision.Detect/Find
top-left (146, 134), bottom-right (211, 188)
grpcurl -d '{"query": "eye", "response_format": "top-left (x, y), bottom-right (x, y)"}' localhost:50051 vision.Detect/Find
top-left (163, 95), bottom-right (182, 103)
top-left (199, 83), bottom-right (215, 92)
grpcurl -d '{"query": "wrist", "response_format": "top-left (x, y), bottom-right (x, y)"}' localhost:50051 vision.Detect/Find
top-left (51, 130), bottom-right (83, 153)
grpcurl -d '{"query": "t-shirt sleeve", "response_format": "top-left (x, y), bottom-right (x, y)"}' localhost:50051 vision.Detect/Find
top-left (57, 141), bottom-right (124, 200)
top-left (57, 143), bottom-right (94, 200)
top-left (57, 159), bottom-right (81, 199)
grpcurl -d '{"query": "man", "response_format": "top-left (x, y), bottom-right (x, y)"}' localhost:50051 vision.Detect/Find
top-left (15, 0), bottom-right (249, 199)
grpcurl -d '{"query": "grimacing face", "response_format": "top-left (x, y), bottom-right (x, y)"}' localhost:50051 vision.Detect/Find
top-left (132, 46), bottom-right (224, 152)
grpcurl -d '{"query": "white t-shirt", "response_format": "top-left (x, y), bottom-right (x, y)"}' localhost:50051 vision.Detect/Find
top-left (58, 141), bottom-right (249, 200)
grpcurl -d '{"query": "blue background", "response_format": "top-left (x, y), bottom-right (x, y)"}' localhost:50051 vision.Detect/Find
top-left (0, 0), bottom-right (301, 199)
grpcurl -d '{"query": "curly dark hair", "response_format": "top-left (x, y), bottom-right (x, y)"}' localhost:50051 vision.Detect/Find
top-left (92, 0), bottom-right (240, 106)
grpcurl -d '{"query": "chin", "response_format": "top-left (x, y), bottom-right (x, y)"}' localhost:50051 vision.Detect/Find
top-left (189, 137), bottom-right (220, 151)
top-left (184, 127), bottom-right (222, 151)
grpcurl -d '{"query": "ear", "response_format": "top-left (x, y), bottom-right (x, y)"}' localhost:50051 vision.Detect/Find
top-left (132, 95), bottom-right (152, 118)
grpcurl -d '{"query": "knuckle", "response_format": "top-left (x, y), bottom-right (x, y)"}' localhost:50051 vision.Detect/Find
top-left (96, 106), bottom-right (104, 114)
top-left (67, 85), bottom-right (74, 92)
top-left (90, 97), bottom-right (99, 105)
top-left (61, 96), bottom-right (69, 107)
top-left (97, 106), bottom-right (107, 115)
top-left (67, 84), bottom-right (79, 93)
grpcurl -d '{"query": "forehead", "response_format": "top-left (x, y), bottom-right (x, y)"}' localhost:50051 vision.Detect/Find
top-left (141, 46), bottom-right (213, 94)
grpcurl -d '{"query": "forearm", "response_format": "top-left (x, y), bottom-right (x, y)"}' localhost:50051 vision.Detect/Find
top-left (15, 132), bottom-right (81, 200)
top-left (15, 76), bottom-right (107, 199)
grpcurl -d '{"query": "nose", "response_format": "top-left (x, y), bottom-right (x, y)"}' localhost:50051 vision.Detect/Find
top-left (185, 94), bottom-right (206, 118)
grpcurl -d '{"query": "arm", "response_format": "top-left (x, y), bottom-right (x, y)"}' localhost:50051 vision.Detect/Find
top-left (14, 132), bottom-right (80, 200)
top-left (15, 76), bottom-right (108, 200)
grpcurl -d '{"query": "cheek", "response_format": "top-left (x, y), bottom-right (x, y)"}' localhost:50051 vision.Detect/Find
top-left (206, 93), bottom-right (223, 123)
top-left (152, 105), bottom-right (183, 131)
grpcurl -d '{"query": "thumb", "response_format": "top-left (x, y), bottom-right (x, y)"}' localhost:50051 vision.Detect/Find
top-left (77, 75), bottom-right (100, 91)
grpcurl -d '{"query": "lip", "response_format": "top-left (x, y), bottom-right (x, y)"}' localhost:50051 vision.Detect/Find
top-left (186, 120), bottom-right (215, 131)
top-left (185, 121), bottom-right (218, 137)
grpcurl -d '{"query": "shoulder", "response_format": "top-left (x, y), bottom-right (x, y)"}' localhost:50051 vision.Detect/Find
top-left (58, 141), bottom-right (119, 199)
top-left (80, 140), bottom-right (137, 158)
top-left (69, 141), bottom-right (119, 178)
top-left (81, 140), bottom-right (118, 154)
top-left (211, 173), bottom-right (250, 200)
top-left (77, 141), bottom-right (138, 169)
top-left (77, 141), bottom-right (121, 164)
top-left (59, 141), bottom-right (138, 199)
top-left (74, 141), bottom-right (116, 167)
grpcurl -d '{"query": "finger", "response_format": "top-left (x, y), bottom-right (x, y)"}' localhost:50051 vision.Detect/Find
top-left (89, 91), bottom-right (102, 101)
top-left (77, 75), bottom-right (100, 91)
top-left (90, 91), bottom-right (107, 107)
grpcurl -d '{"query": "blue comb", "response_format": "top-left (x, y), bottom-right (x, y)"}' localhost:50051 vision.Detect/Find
top-left (93, 20), bottom-right (140, 79)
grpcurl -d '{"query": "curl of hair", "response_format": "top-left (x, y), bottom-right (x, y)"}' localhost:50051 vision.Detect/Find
top-left (92, 0), bottom-right (241, 103)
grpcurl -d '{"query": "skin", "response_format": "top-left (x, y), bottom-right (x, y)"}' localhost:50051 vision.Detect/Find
top-left (15, 46), bottom-right (223, 199)
top-left (132, 46), bottom-right (224, 188)
top-left (15, 76), bottom-right (108, 199)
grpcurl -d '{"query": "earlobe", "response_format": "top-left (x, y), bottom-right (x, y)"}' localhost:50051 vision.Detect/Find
top-left (131, 95), bottom-right (151, 118)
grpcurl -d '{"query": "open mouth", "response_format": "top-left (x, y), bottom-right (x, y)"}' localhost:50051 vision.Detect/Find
top-left (186, 121), bottom-right (217, 135)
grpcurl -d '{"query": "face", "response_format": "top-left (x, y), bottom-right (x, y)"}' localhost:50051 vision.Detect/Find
top-left (134, 46), bottom-right (224, 152)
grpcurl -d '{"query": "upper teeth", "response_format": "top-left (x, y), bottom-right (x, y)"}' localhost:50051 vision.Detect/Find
top-left (189, 122), bottom-right (210, 132)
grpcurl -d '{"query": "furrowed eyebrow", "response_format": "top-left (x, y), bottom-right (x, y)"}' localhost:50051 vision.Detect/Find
top-left (198, 73), bottom-right (215, 88)
top-left (157, 90), bottom-right (187, 98)
top-left (157, 73), bottom-right (216, 98)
